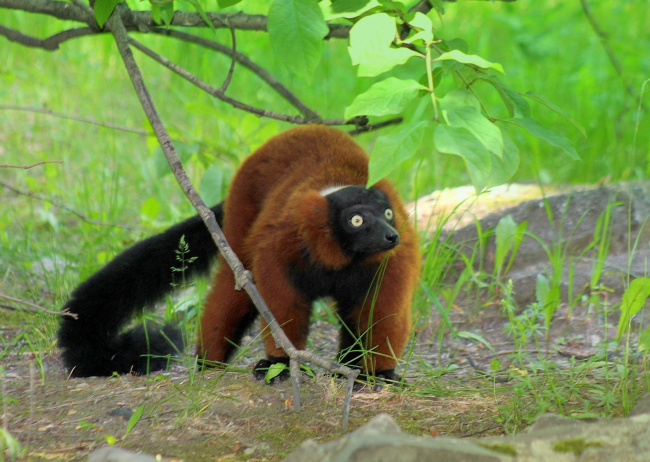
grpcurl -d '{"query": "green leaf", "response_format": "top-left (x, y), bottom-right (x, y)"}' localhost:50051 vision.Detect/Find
top-left (434, 124), bottom-right (516, 192)
top-left (268, 0), bottom-right (329, 79)
top-left (495, 215), bottom-right (517, 275)
top-left (639, 326), bottom-right (650, 354)
top-left (477, 76), bottom-right (531, 118)
top-left (438, 88), bottom-right (481, 111)
top-left (440, 38), bottom-right (469, 54)
top-left (439, 101), bottom-right (503, 157)
top-left (217, 0), bottom-right (244, 7)
top-left (522, 92), bottom-right (586, 137)
top-left (434, 124), bottom-right (491, 191)
top-left (94, 0), bottom-right (121, 28)
top-left (324, 0), bottom-right (380, 20)
top-left (199, 164), bottom-right (225, 206)
top-left (345, 78), bottom-right (426, 119)
top-left (140, 196), bottom-right (161, 220)
top-left (617, 277), bottom-right (650, 342)
top-left (265, 363), bottom-right (288, 383)
top-left (154, 142), bottom-right (198, 177)
top-left (151, 2), bottom-right (174, 26)
top-left (367, 121), bottom-right (427, 186)
top-left (489, 128), bottom-right (520, 186)
top-left (403, 12), bottom-right (433, 43)
top-left (536, 274), bottom-right (560, 330)
top-left (407, 11), bottom-right (433, 31)
top-left (185, 0), bottom-right (214, 29)
top-left (124, 405), bottom-right (144, 440)
top-left (505, 117), bottom-right (579, 160)
top-left (348, 13), bottom-right (419, 77)
top-left (434, 50), bottom-right (505, 74)
top-left (456, 331), bottom-right (497, 356)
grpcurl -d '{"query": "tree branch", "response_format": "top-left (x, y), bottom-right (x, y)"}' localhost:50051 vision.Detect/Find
top-left (106, 6), bottom-right (358, 432)
top-left (0, 0), bottom-right (351, 37)
top-left (0, 180), bottom-right (139, 230)
top-left (579, 0), bottom-right (647, 113)
top-left (150, 28), bottom-right (320, 120)
top-left (0, 24), bottom-right (96, 49)
top-left (0, 292), bottom-right (78, 319)
top-left (0, 105), bottom-right (150, 136)
top-left (128, 37), bottom-right (336, 125)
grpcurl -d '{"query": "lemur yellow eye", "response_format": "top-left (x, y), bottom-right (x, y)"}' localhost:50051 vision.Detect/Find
top-left (385, 209), bottom-right (394, 220)
top-left (350, 215), bottom-right (364, 227)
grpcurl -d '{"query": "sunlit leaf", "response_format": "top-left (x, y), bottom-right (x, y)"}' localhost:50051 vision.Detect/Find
top-left (345, 78), bottom-right (426, 119)
top-left (266, 363), bottom-right (287, 383)
top-left (617, 277), bottom-right (650, 342)
top-left (439, 95), bottom-right (503, 157)
top-left (348, 13), bottom-right (419, 77)
top-left (434, 124), bottom-right (491, 191)
top-left (434, 50), bottom-right (505, 74)
top-left (140, 196), bottom-right (161, 220)
top-left (367, 121), bottom-right (427, 186)
top-left (268, 0), bottom-right (328, 79)
top-left (125, 405), bottom-right (144, 439)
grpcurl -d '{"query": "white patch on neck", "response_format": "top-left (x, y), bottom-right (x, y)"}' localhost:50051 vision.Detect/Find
top-left (319, 185), bottom-right (352, 196)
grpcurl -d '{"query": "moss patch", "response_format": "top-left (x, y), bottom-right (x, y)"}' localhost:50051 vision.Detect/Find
top-left (478, 442), bottom-right (518, 456)
top-left (553, 438), bottom-right (605, 456)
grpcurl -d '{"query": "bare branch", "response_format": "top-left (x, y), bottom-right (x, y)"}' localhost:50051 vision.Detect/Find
top-left (0, 24), bottom-right (97, 50)
top-left (128, 37), bottom-right (335, 125)
top-left (0, 161), bottom-right (62, 169)
top-left (0, 180), bottom-right (139, 230)
top-left (0, 105), bottom-right (150, 136)
top-left (106, 5), bottom-right (358, 431)
top-left (347, 118), bottom-right (404, 136)
top-left (579, 0), bottom-right (647, 113)
top-left (0, 0), bottom-right (351, 37)
top-left (0, 292), bottom-right (78, 319)
top-left (151, 28), bottom-right (320, 120)
top-left (219, 21), bottom-right (236, 93)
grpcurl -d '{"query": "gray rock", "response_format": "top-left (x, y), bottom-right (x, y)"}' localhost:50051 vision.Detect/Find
top-left (283, 410), bottom-right (650, 462)
top-left (87, 446), bottom-right (158, 462)
top-left (283, 414), bottom-right (510, 462)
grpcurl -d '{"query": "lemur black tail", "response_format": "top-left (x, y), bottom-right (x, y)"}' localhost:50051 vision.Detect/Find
top-left (58, 203), bottom-right (224, 377)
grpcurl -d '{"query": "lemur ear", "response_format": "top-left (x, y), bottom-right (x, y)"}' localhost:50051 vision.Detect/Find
top-left (290, 190), bottom-right (350, 269)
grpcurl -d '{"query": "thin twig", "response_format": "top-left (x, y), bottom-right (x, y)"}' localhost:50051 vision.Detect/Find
top-left (219, 21), bottom-right (236, 93)
top-left (579, 0), bottom-right (647, 113)
top-left (150, 28), bottom-right (319, 119)
top-left (0, 24), bottom-right (95, 50)
top-left (0, 180), bottom-right (139, 230)
top-left (0, 161), bottom-right (62, 169)
top-left (107, 5), bottom-right (359, 431)
top-left (347, 118), bottom-right (404, 136)
top-left (0, 105), bottom-right (150, 136)
top-left (0, 293), bottom-right (78, 318)
top-left (129, 37), bottom-right (333, 125)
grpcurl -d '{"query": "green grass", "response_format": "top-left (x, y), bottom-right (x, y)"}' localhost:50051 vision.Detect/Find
top-left (1, 0), bottom-right (649, 448)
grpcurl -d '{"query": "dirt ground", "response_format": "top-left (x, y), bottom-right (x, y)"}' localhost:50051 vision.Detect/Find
top-left (2, 292), bottom-right (629, 462)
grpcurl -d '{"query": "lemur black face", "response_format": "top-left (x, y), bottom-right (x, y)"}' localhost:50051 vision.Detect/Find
top-left (324, 186), bottom-right (400, 255)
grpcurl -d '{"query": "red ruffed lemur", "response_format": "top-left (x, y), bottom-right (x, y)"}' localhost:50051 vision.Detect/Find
top-left (58, 125), bottom-right (420, 382)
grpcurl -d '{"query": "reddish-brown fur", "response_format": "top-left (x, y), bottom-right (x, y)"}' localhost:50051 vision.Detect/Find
top-left (198, 125), bottom-right (420, 374)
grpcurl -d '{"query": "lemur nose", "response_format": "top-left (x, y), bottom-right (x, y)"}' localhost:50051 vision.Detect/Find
top-left (386, 232), bottom-right (399, 244)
